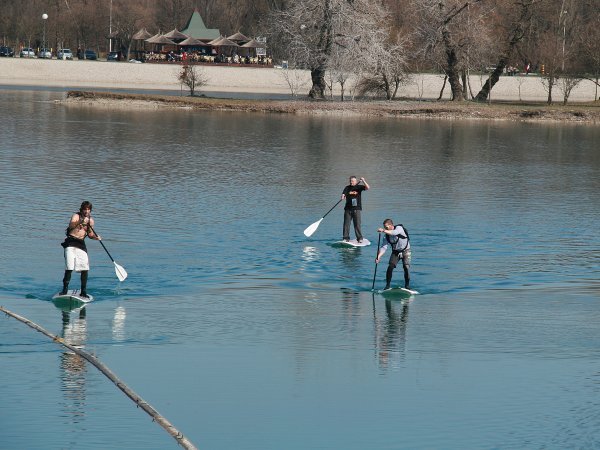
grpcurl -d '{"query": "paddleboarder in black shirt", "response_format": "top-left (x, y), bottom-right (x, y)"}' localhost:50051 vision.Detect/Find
top-left (341, 176), bottom-right (370, 242)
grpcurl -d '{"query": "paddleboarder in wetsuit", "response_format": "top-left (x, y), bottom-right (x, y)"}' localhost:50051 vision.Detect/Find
top-left (59, 201), bottom-right (101, 298)
top-left (341, 176), bottom-right (370, 242)
top-left (376, 219), bottom-right (411, 290)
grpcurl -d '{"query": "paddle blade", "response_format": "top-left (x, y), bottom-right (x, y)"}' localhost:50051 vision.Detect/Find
top-left (114, 262), bottom-right (128, 282)
top-left (303, 218), bottom-right (323, 237)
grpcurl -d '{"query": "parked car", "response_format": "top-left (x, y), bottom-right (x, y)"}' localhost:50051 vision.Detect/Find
top-left (107, 51), bottom-right (122, 61)
top-left (19, 48), bottom-right (35, 58)
top-left (84, 49), bottom-right (97, 60)
top-left (57, 48), bottom-right (73, 60)
top-left (38, 48), bottom-right (52, 59)
top-left (0, 46), bottom-right (14, 57)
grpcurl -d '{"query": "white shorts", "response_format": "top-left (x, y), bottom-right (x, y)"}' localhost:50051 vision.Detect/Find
top-left (64, 247), bottom-right (90, 272)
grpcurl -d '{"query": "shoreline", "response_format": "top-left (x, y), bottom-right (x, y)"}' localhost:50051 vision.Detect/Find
top-left (2, 58), bottom-right (599, 122)
top-left (63, 90), bottom-right (600, 123)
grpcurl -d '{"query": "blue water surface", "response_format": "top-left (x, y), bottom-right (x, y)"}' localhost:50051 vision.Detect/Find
top-left (1, 90), bottom-right (600, 449)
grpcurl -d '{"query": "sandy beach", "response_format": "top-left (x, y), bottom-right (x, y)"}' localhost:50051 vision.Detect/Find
top-left (2, 57), bottom-right (599, 103)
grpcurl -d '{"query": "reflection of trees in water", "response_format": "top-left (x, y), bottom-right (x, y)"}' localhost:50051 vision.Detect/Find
top-left (59, 310), bottom-right (88, 423)
top-left (374, 299), bottom-right (410, 370)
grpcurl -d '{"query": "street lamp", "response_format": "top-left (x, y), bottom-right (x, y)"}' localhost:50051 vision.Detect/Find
top-left (560, 10), bottom-right (567, 71)
top-left (42, 13), bottom-right (48, 57)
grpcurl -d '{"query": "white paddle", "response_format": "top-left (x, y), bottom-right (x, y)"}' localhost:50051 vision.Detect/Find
top-left (303, 199), bottom-right (342, 237)
top-left (89, 225), bottom-right (128, 282)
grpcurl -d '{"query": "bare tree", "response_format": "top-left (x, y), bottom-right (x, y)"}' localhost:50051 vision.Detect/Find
top-left (578, 0), bottom-right (600, 100)
top-left (536, 0), bottom-right (580, 104)
top-left (474, 0), bottom-right (537, 102)
top-left (356, 35), bottom-right (407, 100)
top-left (414, 0), bottom-right (489, 101)
top-left (279, 61), bottom-right (310, 97)
top-left (177, 64), bottom-right (208, 96)
top-left (112, 1), bottom-right (151, 60)
top-left (557, 76), bottom-right (581, 105)
top-left (265, 0), bottom-right (392, 99)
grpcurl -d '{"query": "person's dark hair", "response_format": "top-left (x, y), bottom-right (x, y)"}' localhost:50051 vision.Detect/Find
top-left (383, 218), bottom-right (393, 226)
top-left (349, 175), bottom-right (357, 180)
top-left (80, 201), bottom-right (93, 212)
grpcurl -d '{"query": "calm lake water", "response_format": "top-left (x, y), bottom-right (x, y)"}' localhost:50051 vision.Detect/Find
top-left (1, 89), bottom-right (600, 450)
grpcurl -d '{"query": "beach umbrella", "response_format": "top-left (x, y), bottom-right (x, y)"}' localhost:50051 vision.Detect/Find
top-left (241, 39), bottom-right (263, 48)
top-left (178, 36), bottom-right (205, 47)
top-left (240, 38), bottom-right (265, 58)
top-left (132, 28), bottom-right (152, 40)
top-left (164, 29), bottom-right (189, 41)
top-left (207, 35), bottom-right (224, 45)
top-left (210, 36), bottom-right (238, 47)
top-left (145, 32), bottom-right (162, 44)
top-left (146, 34), bottom-right (176, 45)
top-left (227, 31), bottom-right (250, 43)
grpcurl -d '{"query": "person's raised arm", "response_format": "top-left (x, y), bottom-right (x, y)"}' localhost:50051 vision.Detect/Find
top-left (360, 177), bottom-right (370, 190)
top-left (87, 218), bottom-right (101, 240)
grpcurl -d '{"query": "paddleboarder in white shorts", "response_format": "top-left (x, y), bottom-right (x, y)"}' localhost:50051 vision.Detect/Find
top-left (376, 219), bottom-right (411, 290)
top-left (60, 201), bottom-right (101, 298)
top-left (341, 176), bottom-right (370, 242)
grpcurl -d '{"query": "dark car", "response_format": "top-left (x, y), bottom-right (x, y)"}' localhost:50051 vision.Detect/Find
top-left (84, 49), bottom-right (97, 60)
top-left (0, 46), bottom-right (14, 57)
top-left (107, 51), bottom-right (122, 61)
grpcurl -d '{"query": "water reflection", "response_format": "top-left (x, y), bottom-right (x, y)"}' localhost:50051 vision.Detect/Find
top-left (112, 305), bottom-right (127, 342)
top-left (338, 247), bottom-right (363, 275)
top-left (340, 288), bottom-right (360, 334)
top-left (59, 308), bottom-right (88, 424)
top-left (373, 296), bottom-right (410, 370)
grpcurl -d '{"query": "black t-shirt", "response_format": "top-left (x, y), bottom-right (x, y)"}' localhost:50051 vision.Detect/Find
top-left (342, 184), bottom-right (366, 210)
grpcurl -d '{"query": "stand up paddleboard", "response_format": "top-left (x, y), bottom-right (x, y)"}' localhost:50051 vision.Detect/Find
top-left (333, 238), bottom-right (371, 248)
top-left (378, 287), bottom-right (419, 297)
top-left (52, 290), bottom-right (94, 303)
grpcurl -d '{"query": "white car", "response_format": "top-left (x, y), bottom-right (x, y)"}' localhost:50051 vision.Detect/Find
top-left (57, 48), bottom-right (73, 60)
top-left (38, 48), bottom-right (52, 59)
top-left (19, 48), bottom-right (35, 58)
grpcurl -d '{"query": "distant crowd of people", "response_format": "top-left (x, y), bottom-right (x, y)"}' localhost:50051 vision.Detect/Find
top-left (144, 51), bottom-right (273, 65)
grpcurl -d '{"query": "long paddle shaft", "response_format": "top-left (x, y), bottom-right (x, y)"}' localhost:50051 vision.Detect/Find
top-left (89, 225), bottom-right (128, 282)
top-left (303, 199), bottom-right (342, 237)
top-left (371, 232), bottom-right (382, 291)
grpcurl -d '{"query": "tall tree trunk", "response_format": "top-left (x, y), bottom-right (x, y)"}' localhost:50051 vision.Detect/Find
top-left (442, 28), bottom-right (464, 101)
top-left (308, 0), bottom-right (333, 99)
top-left (475, 0), bottom-right (532, 102)
top-left (461, 69), bottom-right (468, 99)
top-left (476, 62), bottom-right (506, 102)
top-left (309, 68), bottom-right (326, 99)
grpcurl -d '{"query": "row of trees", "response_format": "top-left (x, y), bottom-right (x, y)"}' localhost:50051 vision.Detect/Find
top-left (1, 0), bottom-right (599, 103)
top-left (266, 0), bottom-right (600, 103)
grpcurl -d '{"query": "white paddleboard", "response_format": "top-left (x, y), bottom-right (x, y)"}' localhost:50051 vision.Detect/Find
top-left (52, 289), bottom-right (94, 303)
top-left (378, 287), bottom-right (419, 296)
top-left (335, 238), bottom-right (371, 247)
